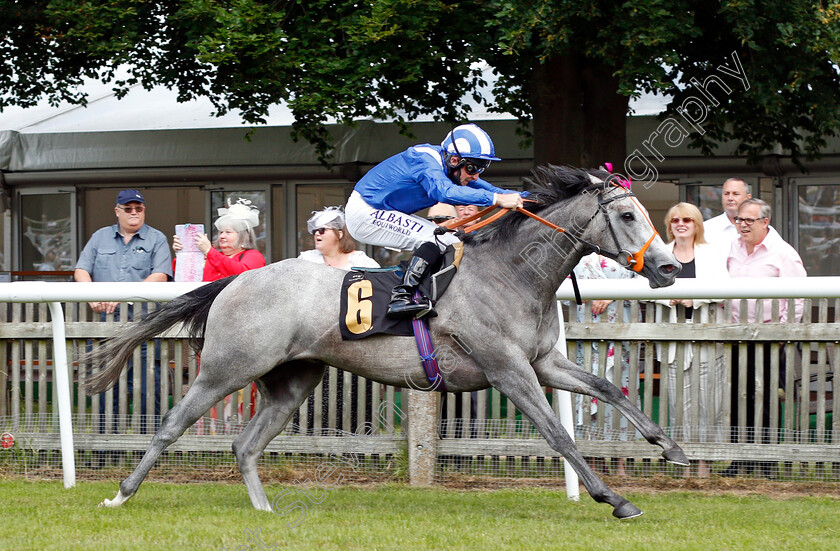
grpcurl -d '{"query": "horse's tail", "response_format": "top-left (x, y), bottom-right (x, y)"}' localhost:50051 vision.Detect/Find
top-left (83, 276), bottom-right (238, 394)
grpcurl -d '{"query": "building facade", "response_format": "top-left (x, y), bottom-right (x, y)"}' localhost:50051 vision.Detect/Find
top-left (3, 112), bottom-right (840, 277)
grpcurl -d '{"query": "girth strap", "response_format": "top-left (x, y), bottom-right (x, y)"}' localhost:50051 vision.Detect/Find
top-left (411, 291), bottom-right (447, 392)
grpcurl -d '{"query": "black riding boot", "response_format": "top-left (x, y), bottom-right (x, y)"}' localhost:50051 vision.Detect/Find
top-left (387, 254), bottom-right (434, 319)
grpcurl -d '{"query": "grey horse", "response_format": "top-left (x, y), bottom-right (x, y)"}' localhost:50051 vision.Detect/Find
top-left (86, 165), bottom-right (687, 519)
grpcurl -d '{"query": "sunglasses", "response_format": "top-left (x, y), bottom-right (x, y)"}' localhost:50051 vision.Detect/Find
top-left (734, 216), bottom-right (765, 226)
top-left (311, 227), bottom-right (330, 235)
top-left (427, 215), bottom-right (454, 222)
top-left (118, 205), bottom-right (145, 213)
top-left (670, 217), bottom-right (694, 224)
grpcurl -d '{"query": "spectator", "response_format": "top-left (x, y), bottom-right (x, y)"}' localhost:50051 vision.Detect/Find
top-left (454, 204), bottom-right (481, 229)
top-left (298, 207), bottom-right (378, 436)
top-left (722, 198), bottom-right (807, 477)
top-left (570, 252), bottom-right (637, 476)
top-left (173, 198), bottom-right (267, 431)
top-left (299, 207), bottom-right (379, 269)
top-left (173, 198), bottom-right (266, 279)
top-left (703, 178), bottom-right (751, 250)
top-left (426, 203), bottom-right (457, 225)
top-left (656, 202), bottom-right (729, 477)
top-left (345, 123), bottom-right (525, 318)
top-left (74, 189), bottom-right (172, 434)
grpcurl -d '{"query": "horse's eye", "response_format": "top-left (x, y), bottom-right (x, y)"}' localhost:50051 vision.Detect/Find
top-left (621, 212), bottom-right (635, 222)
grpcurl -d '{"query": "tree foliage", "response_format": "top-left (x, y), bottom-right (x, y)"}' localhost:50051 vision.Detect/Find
top-left (487, 0), bottom-right (840, 168)
top-left (2, 0), bottom-right (840, 168)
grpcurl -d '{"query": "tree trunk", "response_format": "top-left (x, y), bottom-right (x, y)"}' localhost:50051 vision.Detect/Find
top-left (530, 54), bottom-right (583, 167)
top-left (580, 58), bottom-right (629, 170)
top-left (530, 54), bottom-right (629, 170)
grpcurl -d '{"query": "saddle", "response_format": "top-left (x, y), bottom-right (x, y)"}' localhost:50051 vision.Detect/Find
top-left (339, 243), bottom-right (463, 341)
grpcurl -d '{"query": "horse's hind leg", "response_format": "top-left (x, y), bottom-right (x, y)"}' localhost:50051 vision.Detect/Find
top-left (481, 350), bottom-right (642, 519)
top-left (99, 373), bottom-right (251, 508)
top-left (233, 361), bottom-right (326, 511)
top-left (533, 349), bottom-right (689, 466)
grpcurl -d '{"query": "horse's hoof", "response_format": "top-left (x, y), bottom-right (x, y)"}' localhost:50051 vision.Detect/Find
top-left (99, 490), bottom-right (130, 508)
top-left (662, 447), bottom-right (690, 466)
top-left (613, 501), bottom-right (643, 519)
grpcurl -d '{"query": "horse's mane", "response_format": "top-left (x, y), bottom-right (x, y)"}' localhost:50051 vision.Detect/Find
top-left (463, 164), bottom-right (611, 245)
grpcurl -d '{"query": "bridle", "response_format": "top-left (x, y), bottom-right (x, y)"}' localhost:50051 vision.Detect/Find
top-left (441, 178), bottom-right (659, 273)
top-left (591, 182), bottom-right (659, 273)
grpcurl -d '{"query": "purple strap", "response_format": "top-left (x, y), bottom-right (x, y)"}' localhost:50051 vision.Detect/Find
top-left (411, 292), bottom-right (447, 392)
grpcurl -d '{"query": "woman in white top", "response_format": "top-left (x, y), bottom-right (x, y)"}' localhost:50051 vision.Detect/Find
top-left (658, 202), bottom-right (729, 476)
top-left (298, 207), bottom-right (380, 270)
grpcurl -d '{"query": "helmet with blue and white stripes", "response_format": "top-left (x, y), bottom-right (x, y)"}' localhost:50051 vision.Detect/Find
top-left (441, 124), bottom-right (501, 162)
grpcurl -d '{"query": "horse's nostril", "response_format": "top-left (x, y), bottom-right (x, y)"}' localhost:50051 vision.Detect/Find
top-left (661, 264), bottom-right (676, 274)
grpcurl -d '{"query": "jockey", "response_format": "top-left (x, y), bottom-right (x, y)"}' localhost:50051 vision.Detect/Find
top-left (345, 123), bottom-right (526, 319)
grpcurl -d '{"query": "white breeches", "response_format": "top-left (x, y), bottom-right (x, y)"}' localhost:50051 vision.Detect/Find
top-left (345, 191), bottom-right (460, 252)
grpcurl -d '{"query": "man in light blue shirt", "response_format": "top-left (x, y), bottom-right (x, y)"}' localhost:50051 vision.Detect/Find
top-left (75, 189), bottom-right (171, 310)
top-left (75, 189), bottom-right (171, 436)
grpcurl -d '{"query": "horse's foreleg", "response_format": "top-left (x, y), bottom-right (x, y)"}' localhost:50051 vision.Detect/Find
top-left (533, 349), bottom-right (689, 466)
top-left (99, 375), bottom-right (247, 508)
top-left (481, 352), bottom-right (642, 519)
top-left (233, 361), bottom-right (326, 512)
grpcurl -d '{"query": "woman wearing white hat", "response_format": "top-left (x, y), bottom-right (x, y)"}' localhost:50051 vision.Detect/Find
top-left (299, 206), bottom-right (379, 270)
top-left (173, 198), bottom-right (266, 281)
top-left (173, 198), bottom-right (267, 432)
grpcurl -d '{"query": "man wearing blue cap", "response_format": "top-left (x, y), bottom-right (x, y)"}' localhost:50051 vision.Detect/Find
top-left (75, 189), bottom-right (171, 436)
top-left (74, 189), bottom-right (171, 302)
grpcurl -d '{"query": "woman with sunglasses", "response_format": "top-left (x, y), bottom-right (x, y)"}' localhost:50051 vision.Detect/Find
top-left (299, 207), bottom-right (379, 270)
top-left (345, 123), bottom-right (526, 319)
top-left (655, 202), bottom-right (729, 477)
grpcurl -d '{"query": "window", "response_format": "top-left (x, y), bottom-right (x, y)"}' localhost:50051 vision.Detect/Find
top-left (793, 178), bottom-right (840, 276)
top-left (18, 189), bottom-right (76, 272)
top-left (684, 184), bottom-right (725, 221)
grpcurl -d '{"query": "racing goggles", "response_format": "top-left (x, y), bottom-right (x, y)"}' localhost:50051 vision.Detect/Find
top-left (460, 157), bottom-right (491, 175)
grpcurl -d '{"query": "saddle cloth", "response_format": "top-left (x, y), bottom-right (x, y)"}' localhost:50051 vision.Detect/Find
top-left (339, 243), bottom-right (462, 341)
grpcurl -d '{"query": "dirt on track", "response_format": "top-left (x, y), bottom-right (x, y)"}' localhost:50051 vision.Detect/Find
top-left (606, 476), bottom-right (840, 499)
top-left (7, 465), bottom-right (840, 499)
top-left (436, 473), bottom-right (840, 498)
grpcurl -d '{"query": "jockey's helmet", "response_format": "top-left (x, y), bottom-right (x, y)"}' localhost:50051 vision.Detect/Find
top-left (441, 124), bottom-right (502, 164)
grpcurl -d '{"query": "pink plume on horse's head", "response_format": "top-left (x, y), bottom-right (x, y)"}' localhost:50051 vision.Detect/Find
top-left (604, 162), bottom-right (632, 190)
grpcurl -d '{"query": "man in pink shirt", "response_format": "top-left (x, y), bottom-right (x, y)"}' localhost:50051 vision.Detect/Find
top-left (727, 198), bottom-right (807, 323)
top-left (723, 198), bottom-right (807, 477)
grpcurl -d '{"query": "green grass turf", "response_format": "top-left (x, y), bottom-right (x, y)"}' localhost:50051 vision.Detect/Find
top-left (1, 480), bottom-right (838, 550)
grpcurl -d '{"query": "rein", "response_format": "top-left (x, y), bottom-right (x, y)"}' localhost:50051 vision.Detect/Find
top-left (440, 206), bottom-right (502, 232)
top-left (441, 184), bottom-right (659, 273)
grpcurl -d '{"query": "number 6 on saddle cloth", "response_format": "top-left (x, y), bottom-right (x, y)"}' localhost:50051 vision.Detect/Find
top-left (339, 243), bottom-right (461, 341)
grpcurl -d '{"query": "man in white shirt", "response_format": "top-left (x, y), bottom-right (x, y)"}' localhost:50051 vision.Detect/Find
top-left (703, 178), bottom-right (751, 249)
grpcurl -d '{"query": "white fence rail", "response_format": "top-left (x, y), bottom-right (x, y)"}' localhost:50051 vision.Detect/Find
top-left (0, 278), bottom-right (838, 487)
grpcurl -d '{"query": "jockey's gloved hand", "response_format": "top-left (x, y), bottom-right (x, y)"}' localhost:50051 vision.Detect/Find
top-left (433, 226), bottom-right (456, 235)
